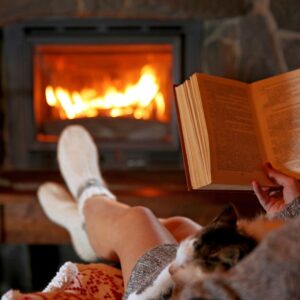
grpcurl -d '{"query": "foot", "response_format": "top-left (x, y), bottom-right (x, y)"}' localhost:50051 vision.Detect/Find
top-left (57, 125), bottom-right (116, 216)
top-left (38, 182), bottom-right (98, 262)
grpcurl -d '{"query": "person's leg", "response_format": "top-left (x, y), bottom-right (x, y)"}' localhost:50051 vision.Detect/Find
top-left (83, 196), bottom-right (176, 285)
top-left (83, 201), bottom-right (204, 285)
top-left (39, 182), bottom-right (201, 260)
top-left (160, 216), bottom-right (202, 242)
top-left (54, 125), bottom-right (199, 286)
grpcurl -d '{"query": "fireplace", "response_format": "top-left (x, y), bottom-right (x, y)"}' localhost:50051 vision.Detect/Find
top-left (34, 44), bottom-right (172, 140)
top-left (3, 18), bottom-right (202, 169)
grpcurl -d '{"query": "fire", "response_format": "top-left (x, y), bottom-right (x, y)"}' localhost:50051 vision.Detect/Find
top-left (45, 65), bottom-right (167, 122)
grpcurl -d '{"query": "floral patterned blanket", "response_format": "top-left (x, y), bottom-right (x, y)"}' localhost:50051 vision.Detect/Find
top-left (1, 262), bottom-right (124, 300)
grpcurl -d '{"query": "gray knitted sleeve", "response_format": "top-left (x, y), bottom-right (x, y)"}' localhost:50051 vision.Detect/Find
top-left (274, 196), bottom-right (300, 220)
top-left (123, 244), bottom-right (177, 300)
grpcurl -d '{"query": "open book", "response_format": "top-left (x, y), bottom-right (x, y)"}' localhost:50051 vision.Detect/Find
top-left (174, 68), bottom-right (300, 190)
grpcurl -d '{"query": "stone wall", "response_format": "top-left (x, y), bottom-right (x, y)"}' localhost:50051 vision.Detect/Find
top-left (0, 0), bottom-right (299, 81)
top-left (201, 0), bottom-right (300, 81)
top-left (0, 0), bottom-right (248, 25)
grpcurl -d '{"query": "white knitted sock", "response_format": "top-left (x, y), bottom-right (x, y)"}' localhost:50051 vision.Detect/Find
top-left (38, 182), bottom-right (97, 262)
top-left (57, 125), bottom-right (116, 220)
top-left (77, 179), bottom-right (116, 221)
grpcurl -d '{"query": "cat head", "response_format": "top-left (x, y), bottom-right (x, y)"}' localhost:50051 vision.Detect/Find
top-left (170, 204), bottom-right (257, 288)
top-left (192, 203), bottom-right (257, 272)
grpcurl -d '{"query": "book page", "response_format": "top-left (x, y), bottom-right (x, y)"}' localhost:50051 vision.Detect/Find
top-left (196, 74), bottom-right (268, 185)
top-left (251, 69), bottom-right (300, 177)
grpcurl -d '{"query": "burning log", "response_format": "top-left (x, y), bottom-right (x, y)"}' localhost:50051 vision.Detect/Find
top-left (42, 117), bottom-right (169, 141)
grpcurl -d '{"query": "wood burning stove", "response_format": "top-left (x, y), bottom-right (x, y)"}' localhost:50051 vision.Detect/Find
top-left (3, 18), bottom-right (202, 169)
top-left (34, 44), bottom-right (172, 140)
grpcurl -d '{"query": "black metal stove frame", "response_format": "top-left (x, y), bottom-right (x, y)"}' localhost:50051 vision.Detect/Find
top-left (3, 18), bottom-right (203, 170)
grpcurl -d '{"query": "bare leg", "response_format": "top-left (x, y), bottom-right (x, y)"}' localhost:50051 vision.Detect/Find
top-left (160, 216), bottom-right (202, 242)
top-left (56, 126), bottom-right (201, 286)
top-left (83, 196), bottom-right (177, 286)
top-left (38, 182), bottom-right (201, 274)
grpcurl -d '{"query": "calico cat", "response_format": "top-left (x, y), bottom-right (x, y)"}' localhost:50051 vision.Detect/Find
top-left (127, 204), bottom-right (284, 300)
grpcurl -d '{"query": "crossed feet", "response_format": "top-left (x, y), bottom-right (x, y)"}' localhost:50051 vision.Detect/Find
top-left (38, 125), bottom-right (116, 261)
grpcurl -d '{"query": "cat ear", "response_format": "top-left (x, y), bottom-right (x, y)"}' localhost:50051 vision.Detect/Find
top-left (211, 204), bottom-right (238, 227)
top-left (219, 247), bottom-right (241, 267)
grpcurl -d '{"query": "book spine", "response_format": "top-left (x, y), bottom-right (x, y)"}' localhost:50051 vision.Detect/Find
top-left (173, 84), bottom-right (192, 191)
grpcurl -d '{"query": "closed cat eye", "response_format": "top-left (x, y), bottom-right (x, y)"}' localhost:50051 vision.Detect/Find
top-left (195, 256), bottom-right (219, 270)
top-left (201, 260), bottom-right (219, 271)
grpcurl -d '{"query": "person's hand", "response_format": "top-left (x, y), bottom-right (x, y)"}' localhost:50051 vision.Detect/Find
top-left (252, 163), bottom-right (300, 217)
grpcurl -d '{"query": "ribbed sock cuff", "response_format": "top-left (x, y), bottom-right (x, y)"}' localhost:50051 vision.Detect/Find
top-left (77, 181), bottom-right (116, 221)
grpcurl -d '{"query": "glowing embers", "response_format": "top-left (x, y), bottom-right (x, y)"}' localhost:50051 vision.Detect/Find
top-left (45, 65), bottom-right (167, 122)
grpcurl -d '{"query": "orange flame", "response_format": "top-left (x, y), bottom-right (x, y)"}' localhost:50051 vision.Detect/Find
top-left (45, 65), bottom-right (167, 122)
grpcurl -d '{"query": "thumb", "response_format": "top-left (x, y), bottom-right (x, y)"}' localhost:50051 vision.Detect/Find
top-left (265, 163), bottom-right (300, 203)
top-left (252, 180), bottom-right (269, 211)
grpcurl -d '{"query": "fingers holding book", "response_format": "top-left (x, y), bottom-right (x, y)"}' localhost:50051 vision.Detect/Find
top-left (252, 163), bottom-right (300, 217)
